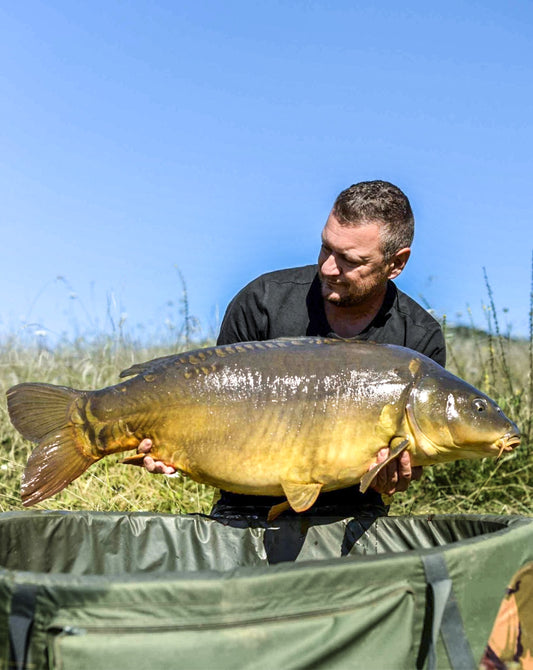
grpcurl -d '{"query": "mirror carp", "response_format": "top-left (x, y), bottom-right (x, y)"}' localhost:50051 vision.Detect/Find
top-left (6, 337), bottom-right (520, 514)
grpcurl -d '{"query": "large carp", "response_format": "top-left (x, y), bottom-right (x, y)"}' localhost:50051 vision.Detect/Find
top-left (7, 337), bottom-right (520, 514)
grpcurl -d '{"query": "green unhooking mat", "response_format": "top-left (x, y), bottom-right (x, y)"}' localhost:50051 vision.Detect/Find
top-left (1, 511), bottom-right (533, 670)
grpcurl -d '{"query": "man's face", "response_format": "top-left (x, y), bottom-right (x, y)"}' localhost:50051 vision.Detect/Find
top-left (318, 212), bottom-right (396, 307)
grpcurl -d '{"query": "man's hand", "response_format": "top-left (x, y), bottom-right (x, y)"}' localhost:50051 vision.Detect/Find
top-left (138, 438), bottom-right (176, 475)
top-left (369, 448), bottom-right (422, 496)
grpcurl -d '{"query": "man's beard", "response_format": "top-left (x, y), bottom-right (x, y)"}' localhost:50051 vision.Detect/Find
top-left (320, 279), bottom-right (365, 307)
top-left (320, 275), bottom-right (388, 308)
top-left (323, 291), bottom-right (361, 308)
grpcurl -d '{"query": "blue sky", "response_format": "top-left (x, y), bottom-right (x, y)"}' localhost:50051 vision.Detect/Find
top-left (1, 1), bottom-right (532, 345)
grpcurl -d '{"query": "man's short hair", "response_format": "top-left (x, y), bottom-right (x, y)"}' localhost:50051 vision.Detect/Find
top-left (332, 180), bottom-right (414, 260)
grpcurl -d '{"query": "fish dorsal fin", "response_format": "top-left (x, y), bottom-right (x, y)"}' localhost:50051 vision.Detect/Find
top-left (120, 361), bottom-right (149, 378)
top-left (119, 341), bottom-right (281, 379)
top-left (119, 337), bottom-right (349, 379)
top-left (359, 438), bottom-right (410, 494)
top-left (280, 479), bottom-right (323, 513)
top-left (119, 347), bottom-right (218, 379)
top-left (119, 356), bottom-right (175, 379)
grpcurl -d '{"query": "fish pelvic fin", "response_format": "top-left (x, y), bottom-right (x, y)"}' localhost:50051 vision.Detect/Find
top-left (6, 383), bottom-right (99, 506)
top-left (359, 437), bottom-right (410, 494)
top-left (267, 501), bottom-right (291, 521)
top-left (121, 453), bottom-right (147, 466)
top-left (280, 479), bottom-right (323, 514)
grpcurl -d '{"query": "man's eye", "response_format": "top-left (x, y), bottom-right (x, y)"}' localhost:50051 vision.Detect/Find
top-left (341, 257), bottom-right (359, 267)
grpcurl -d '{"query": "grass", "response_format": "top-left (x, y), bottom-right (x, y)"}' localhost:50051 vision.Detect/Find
top-left (0, 269), bottom-right (532, 518)
top-left (0, 335), bottom-right (217, 515)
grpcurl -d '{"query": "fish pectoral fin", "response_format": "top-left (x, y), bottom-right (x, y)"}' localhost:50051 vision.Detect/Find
top-left (359, 438), bottom-right (410, 494)
top-left (280, 479), bottom-right (323, 513)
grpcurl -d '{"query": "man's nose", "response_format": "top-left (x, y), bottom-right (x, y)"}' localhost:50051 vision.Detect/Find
top-left (320, 252), bottom-right (341, 276)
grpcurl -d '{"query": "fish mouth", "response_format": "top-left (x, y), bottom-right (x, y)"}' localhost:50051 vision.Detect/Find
top-left (493, 433), bottom-right (521, 457)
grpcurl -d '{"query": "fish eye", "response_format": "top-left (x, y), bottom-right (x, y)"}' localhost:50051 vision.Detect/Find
top-left (473, 398), bottom-right (488, 413)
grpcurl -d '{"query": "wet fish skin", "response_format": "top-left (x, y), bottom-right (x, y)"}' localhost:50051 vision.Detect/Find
top-left (6, 337), bottom-right (521, 511)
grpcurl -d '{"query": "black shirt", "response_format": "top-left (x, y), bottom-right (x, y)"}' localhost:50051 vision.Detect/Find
top-left (212, 265), bottom-right (446, 518)
top-left (218, 265), bottom-right (445, 365)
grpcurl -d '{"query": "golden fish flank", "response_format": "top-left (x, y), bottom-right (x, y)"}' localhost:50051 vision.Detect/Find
top-left (6, 337), bottom-right (520, 513)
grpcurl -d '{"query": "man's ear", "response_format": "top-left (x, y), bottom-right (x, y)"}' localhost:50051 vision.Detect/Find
top-left (387, 247), bottom-right (411, 279)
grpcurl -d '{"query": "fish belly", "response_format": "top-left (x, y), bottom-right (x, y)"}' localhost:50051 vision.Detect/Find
top-left (149, 396), bottom-right (387, 496)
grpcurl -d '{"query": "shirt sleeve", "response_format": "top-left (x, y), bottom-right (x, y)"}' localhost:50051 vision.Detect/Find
top-left (413, 326), bottom-right (446, 367)
top-left (217, 281), bottom-right (269, 345)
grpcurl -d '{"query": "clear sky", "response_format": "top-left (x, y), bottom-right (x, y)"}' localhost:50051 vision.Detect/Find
top-left (1, 1), bottom-right (532, 345)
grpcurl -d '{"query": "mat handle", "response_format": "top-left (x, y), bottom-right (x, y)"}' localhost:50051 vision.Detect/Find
top-left (419, 553), bottom-right (475, 670)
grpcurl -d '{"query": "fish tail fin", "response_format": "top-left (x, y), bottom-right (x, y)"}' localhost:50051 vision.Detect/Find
top-left (6, 383), bottom-right (99, 506)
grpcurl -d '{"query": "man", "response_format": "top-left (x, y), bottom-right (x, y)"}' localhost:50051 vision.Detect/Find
top-left (141, 180), bottom-right (445, 518)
